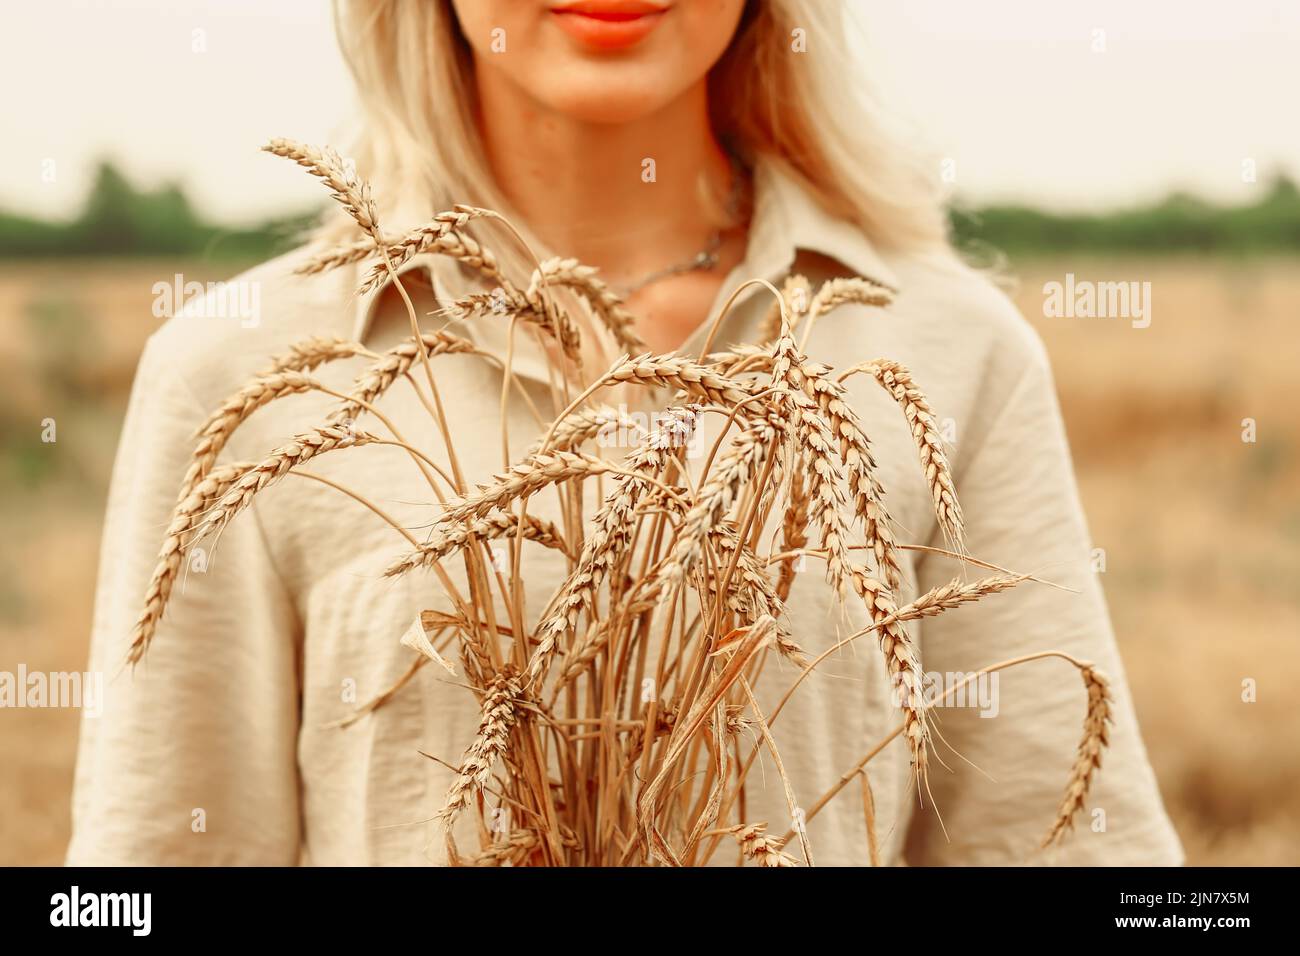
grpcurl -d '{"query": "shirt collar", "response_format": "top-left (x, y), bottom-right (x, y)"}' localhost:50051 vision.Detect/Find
top-left (350, 151), bottom-right (901, 354)
top-left (349, 254), bottom-right (434, 344)
top-left (744, 153), bottom-right (899, 294)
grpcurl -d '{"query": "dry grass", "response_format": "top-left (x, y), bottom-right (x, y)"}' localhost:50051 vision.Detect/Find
top-left (117, 140), bottom-right (1109, 866)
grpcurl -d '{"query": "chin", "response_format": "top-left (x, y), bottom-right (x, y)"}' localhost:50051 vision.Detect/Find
top-left (536, 67), bottom-right (682, 125)
top-left (551, 93), bottom-right (668, 125)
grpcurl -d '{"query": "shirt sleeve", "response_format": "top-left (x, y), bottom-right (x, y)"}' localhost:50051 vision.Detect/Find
top-left (66, 332), bottom-right (303, 865)
top-left (902, 340), bottom-right (1183, 866)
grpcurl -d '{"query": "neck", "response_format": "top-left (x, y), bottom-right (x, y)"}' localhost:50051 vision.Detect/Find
top-left (472, 68), bottom-right (735, 287)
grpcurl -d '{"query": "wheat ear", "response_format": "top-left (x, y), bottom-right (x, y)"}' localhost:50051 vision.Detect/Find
top-left (850, 566), bottom-right (929, 786)
top-left (602, 354), bottom-right (757, 407)
top-left (433, 451), bottom-right (615, 529)
top-left (259, 336), bottom-right (371, 374)
top-left (524, 413), bottom-right (694, 688)
top-left (806, 275), bottom-right (894, 322)
top-left (1043, 665), bottom-right (1113, 846)
top-left (880, 574), bottom-right (1030, 627)
top-left (804, 364), bottom-right (904, 589)
top-left (711, 346), bottom-right (905, 590)
top-left (295, 209), bottom-right (497, 284)
top-left (847, 358), bottom-right (965, 550)
top-left (775, 469), bottom-right (810, 602)
top-left (327, 331), bottom-right (481, 424)
top-left (658, 415), bottom-right (780, 595)
top-left (530, 256), bottom-right (646, 354)
top-left (263, 139), bottom-right (380, 240)
top-left (127, 462), bottom-right (253, 663)
top-left (438, 671), bottom-right (521, 829)
top-left (725, 823), bottom-right (798, 867)
top-left (772, 331), bottom-right (854, 601)
top-left (190, 425), bottom-right (376, 543)
top-left (445, 284), bottom-right (583, 365)
top-left (523, 404), bottom-right (631, 455)
top-left (192, 369), bottom-right (325, 453)
top-left (384, 511), bottom-right (570, 578)
top-left (710, 524), bottom-right (805, 665)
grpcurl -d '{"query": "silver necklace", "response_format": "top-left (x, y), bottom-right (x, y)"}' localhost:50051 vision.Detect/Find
top-left (613, 151), bottom-right (749, 298)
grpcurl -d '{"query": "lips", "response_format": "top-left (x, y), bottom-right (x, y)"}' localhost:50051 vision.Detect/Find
top-left (550, 1), bottom-right (670, 51)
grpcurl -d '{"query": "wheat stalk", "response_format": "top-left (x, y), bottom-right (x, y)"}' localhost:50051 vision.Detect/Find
top-left (804, 366), bottom-right (904, 588)
top-left (758, 273), bottom-right (812, 344)
top-left (434, 451), bottom-right (616, 528)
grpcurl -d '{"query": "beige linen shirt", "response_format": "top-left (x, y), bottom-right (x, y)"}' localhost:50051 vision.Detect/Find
top-left (67, 155), bottom-right (1182, 866)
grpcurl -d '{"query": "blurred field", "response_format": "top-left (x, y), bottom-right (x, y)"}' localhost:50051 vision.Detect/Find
top-left (1, 255), bottom-right (1297, 865)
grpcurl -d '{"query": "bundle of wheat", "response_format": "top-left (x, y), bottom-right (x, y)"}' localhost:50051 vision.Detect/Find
top-left (128, 140), bottom-right (1111, 866)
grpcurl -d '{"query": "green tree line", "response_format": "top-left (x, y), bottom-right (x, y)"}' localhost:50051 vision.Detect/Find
top-left (2, 160), bottom-right (1298, 260)
top-left (0, 162), bottom-right (314, 261)
top-left (950, 175), bottom-right (1300, 254)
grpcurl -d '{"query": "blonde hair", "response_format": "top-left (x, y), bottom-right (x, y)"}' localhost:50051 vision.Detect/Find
top-left (329, 0), bottom-right (950, 256)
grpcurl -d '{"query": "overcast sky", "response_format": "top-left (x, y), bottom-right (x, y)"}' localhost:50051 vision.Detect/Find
top-left (2, 0), bottom-right (1297, 224)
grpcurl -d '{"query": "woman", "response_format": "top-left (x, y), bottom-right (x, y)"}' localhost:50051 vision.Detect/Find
top-left (68, 0), bottom-right (1181, 865)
